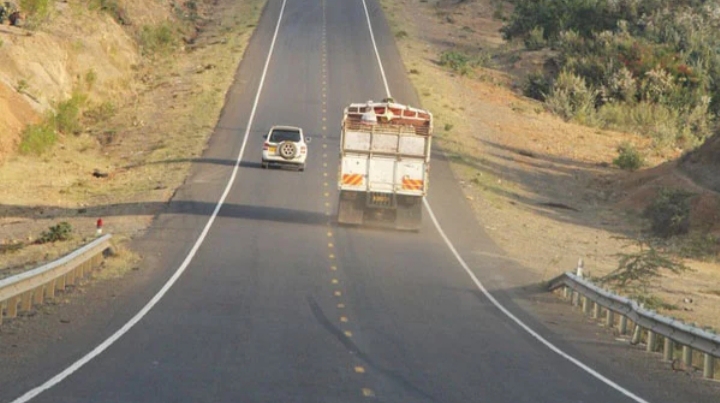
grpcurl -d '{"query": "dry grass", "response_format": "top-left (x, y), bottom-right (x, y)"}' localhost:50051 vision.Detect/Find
top-left (0, 0), bottom-right (264, 277)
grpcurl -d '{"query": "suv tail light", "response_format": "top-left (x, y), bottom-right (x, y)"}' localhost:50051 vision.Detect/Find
top-left (263, 142), bottom-right (270, 150)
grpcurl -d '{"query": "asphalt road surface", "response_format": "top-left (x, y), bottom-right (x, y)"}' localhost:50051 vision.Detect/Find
top-left (3, 0), bottom-right (720, 402)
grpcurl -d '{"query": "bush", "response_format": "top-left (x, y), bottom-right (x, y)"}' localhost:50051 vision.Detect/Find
top-left (613, 142), bottom-right (644, 171)
top-left (643, 188), bottom-right (695, 238)
top-left (36, 222), bottom-right (73, 244)
top-left (19, 121), bottom-right (56, 155)
top-left (523, 71), bottom-right (551, 101)
top-left (55, 93), bottom-right (88, 135)
top-left (139, 23), bottom-right (179, 56)
top-left (439, 50), bottom-right (475, 76)
top-left (545, 70), bottom-right (597, 121)
top-left (84, 101), bottom-right (117, 125)
top-left (600, 238), bottom-right (690, 291)
top-left (524, 26), bottom-right (546, 50)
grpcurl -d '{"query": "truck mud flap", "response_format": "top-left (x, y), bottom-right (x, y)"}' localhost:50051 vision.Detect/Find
top-left (395, 198), bottom-right (422, 231)
top-left (337, 191), bottom-right (364, 225)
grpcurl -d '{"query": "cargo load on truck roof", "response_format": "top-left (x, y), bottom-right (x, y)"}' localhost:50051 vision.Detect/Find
top-left (343, 99), bottom-right (433, 136)
top-left (337, 99), bottom-right (433, 231)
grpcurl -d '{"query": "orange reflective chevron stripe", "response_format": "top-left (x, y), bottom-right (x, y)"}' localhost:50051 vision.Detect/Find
top-left (342, 174), bottom-right (363, 186)
top-left (402, 178), bottom-right (424, 190)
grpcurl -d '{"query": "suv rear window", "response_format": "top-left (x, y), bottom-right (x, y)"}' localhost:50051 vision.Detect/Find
top-left (269, 129), bottom-right (301, 143)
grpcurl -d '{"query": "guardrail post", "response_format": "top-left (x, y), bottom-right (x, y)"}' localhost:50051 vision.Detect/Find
top-left (46, 279), bottom-right (56, 299)
top-left (646, 330), bottom-right (656, 352)
top-left (21, 291), bottom-right (33, 311)
top-left (593, 303), bottom-right (601, 319)
top-left (682, 346), bottom-right (692, 367)
top-left (619, 315), bottom-right (628, 334)
top-left (563, 287), bottom-right (571, 299)
top-left (571, 290), bottom-right (579, 306)
top-left (631, 324), bottom-right (641, 345)
top-left (605, 310), bottom-right (614, 327)
top-left (704, 354), bottom-right (715, 379)
top-left (33, 286), bottom-right (44, 305)
top-left (56, 275), bottom-right (66, 292)
top-left (663, 337), bottom-right (674, 361)
top-left (582, 297), bottom-right (591, 314)
top-left (6, 296), bottom-right (19, 319)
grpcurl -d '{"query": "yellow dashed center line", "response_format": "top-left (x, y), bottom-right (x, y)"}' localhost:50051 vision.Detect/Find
top-left (344, 330), bottom-right (353, 337)
top-left (334, 291), bottom-right (342, 297)
top-left (337, 303), bottom-right (345, 309)
top-left (355, 366), bottom-right (365, 374)
top-left (362, 388), bottom-right (375, 397)
top-left (331, 279), bottom-right (339, 284)
top-left (340, 316), bottom-right (348, 323)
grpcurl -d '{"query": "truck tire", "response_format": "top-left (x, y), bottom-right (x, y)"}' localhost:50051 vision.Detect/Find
top-left (395, 197), bottom-right (422, 231)
top-left (337, 192), bottom-right (364, 225)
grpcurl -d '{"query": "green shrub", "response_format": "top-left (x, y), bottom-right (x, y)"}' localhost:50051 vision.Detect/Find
top-left (545, 70), bottom-right (597, 121)
top-left (19, 121), bottom-right (56, 155)
top-left (395, 30), bottom-right (408, 39)
top-left (643, 188), bottom-right (695, 238)
top-left (524, 26), bottom-right (546, 50)
top-left (55, 93), bottom-right (88, 135)
top-left (139, 23), bottom-right (179, 56)
top-left (523, 71), bottom-right (550, 101)
top-left (84, 101), bottom-right (117, 124)
top-left (439, 50), bottom-right (475, 76)
top-left (36, 222), bottom-right (73, 244)
top-left (20, 0), bottom-right (51, 17)
top-left (612, 142), bottom-right (644, 171)
top-left (600, 238), bottom-right (690, 291)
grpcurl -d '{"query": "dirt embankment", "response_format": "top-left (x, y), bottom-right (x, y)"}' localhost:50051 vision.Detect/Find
top-left (0, 0), bottom-right (263, 276)
top-left (382, 0), bottom-right (720, 330)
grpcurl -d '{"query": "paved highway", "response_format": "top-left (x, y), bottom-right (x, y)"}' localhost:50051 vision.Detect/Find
top-left (3, 0), bottom-right (720, 402)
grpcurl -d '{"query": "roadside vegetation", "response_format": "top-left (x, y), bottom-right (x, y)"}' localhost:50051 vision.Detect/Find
top-left (502, 0), bottom-right (719, 152)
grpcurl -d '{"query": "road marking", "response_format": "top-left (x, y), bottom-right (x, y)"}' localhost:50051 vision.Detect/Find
top-left (362, 388), bottom-right (375, 397)
top-left (334, 291), bottom-right (342, 297)
top-left (331, 265), bottom-right (337, 271)
top-left (328, 242), bottom-right (334, 247)
top-left (355, 366), bottom-right (365, 374)
top-left (359, 0), bottom-right (651, 401)
top-left (329, 253), bottom-right (335, 259)
top-left (344, 331), bottom-right (353, 338)
top-left (340, 316), bottom-right (348, 323)
top-left (331, 279), bottom-right (339, 284)
top-left (337, 303), bottom-right (345, 308)
top-left (9, 0), bottom-right (291, 401)
top-left (327, 231), bottom-right (333, 237)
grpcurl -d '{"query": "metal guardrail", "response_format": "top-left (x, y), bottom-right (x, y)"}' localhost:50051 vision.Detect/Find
top-left (548, 263), bottom-right (719, 379)
top-left (0, 234), bottom-right (112, 325)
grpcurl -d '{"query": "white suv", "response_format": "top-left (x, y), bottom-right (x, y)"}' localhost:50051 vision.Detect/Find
top-left (261, 125), bottom-right (309, 171)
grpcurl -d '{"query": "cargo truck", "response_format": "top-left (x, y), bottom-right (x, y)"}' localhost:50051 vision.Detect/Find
top-left (337, 99), bottom-right (433, 231)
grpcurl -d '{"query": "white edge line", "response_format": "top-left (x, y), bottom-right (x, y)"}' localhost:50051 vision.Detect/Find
top-left (10, 0), bottom-right (289, 401)
top-left (359, 0), bottom-right (651, 401)
top-left (360, 0), bottom-right (391, 97)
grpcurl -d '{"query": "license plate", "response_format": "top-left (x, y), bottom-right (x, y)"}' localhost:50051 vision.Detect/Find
top-left (268, 146), bottom-right (277, 153)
